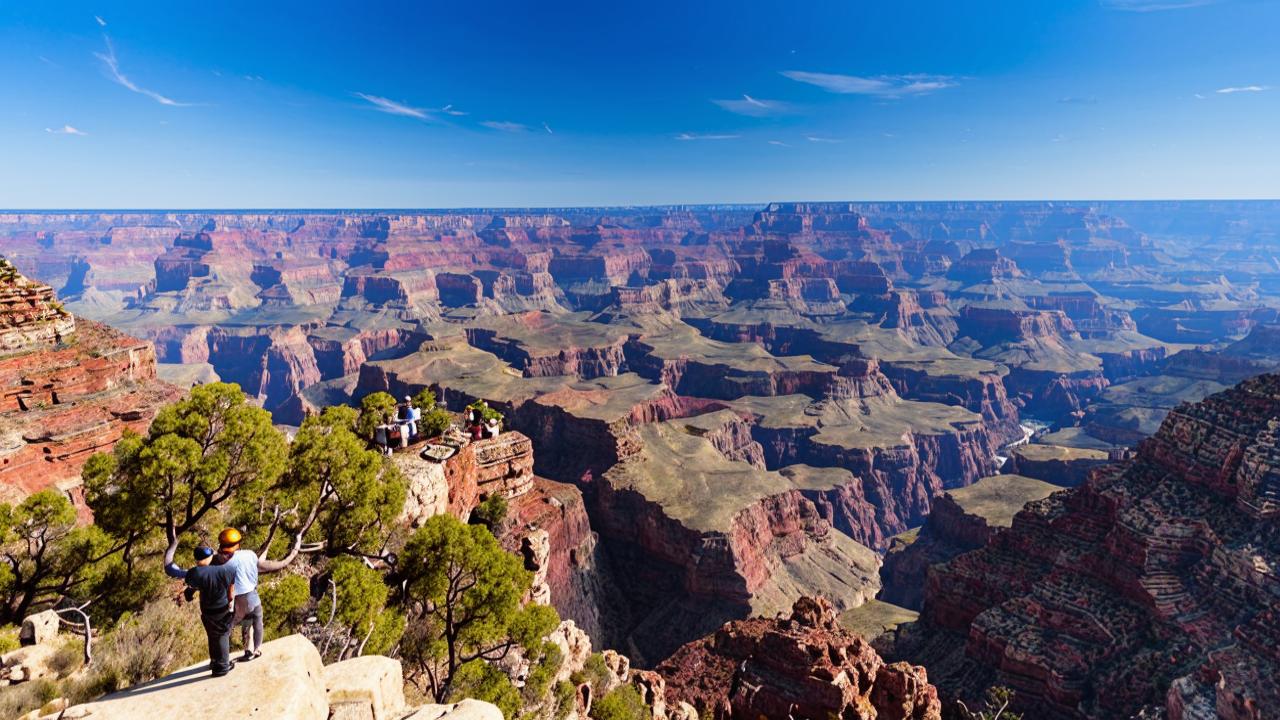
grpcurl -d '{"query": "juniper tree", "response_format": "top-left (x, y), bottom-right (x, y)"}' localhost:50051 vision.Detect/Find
top-left (397, 513), bottom-right (558, 702)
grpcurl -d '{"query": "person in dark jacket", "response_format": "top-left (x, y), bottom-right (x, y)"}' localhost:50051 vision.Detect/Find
top-left (166, 544), bottom-right (238, 677)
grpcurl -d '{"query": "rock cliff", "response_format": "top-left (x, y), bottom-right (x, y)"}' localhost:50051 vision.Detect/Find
top-left (0, 260), bottom-right (180, 504)
top-left (884, 374), bottom-right (1280, 719)
top-left (657, 596), bottom-right (941, 720)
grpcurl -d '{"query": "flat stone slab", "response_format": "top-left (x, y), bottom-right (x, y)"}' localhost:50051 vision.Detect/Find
top-left (55, 634), bottom-right (327, 720)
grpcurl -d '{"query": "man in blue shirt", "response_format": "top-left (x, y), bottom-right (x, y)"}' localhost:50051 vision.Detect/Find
top-left (166, 544), bottom-right (237, 677)
top-left (217, 528), bottom-right (264, 661)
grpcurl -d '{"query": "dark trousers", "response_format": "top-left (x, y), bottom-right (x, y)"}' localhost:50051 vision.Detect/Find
top-left (200, 607), bottom-right (235, 675)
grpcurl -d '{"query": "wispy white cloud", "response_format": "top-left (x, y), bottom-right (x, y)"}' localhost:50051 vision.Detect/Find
top-left (1058, 95), bottom-right (1099, 104)
top-left (767, 140), bottom-right (791, 147)
top-left (95, 37), bottom-right (192, 106)
top-left (94, 15), bottom-right (107, 27)
top-left (542, 121), bottom-right (554, 135)
top-left (1099, 0), bottom-right (1220, 11)
top-left (805, 135), bottom-right (842, 143)
top-left (675, 132), bottom-right (739, 141)
top-left (441, 104), bottom-right (467, 116)
top-left (712, 94), bottom-right (795, 117)
top-left (482, 120), bottom-right (528, 132)
top-left (1216, 85), bottom-right (1269, 94)
top-left (354, 92), bottom-right (431, 119)
top-left (46, 125), bottom-right (87, 136)
top-left (781, 71), bottom-right (957, 97)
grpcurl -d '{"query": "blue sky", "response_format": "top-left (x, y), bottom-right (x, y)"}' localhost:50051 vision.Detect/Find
top-left (1, 0), bottom-right (1277, 207)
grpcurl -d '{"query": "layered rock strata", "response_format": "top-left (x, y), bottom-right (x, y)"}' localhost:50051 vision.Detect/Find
top-left (657, 596), bottom-right (942, 720)
top-left (885, 374), bottom-right (1280, 719)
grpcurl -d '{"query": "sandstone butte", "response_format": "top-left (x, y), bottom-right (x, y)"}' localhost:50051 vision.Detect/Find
top-left (882, 373), bottom-right (1280, 720)
top-left (0, 259), bottom-right (181, 507)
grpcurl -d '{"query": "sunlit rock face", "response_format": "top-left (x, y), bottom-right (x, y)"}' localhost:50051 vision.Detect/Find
top-left (0, 260), bottom-right (180, 505)
top-left (884, 374), bottom-right (1280, 719)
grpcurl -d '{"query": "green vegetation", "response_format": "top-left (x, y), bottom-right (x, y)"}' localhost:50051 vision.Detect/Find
top-left (83, 382), bottom-right (288, 560)
top-left (0, 381), bottom-right (564, 717)
top-left (467, 399), bottom-right (505, 424)
top-left (0, 489), bottom-right (121, 623)
top-left (470, 493), bottom-right (509, 531)
top-left (0, 600), bottom-right (206, 719)
top-left (357, 391), bottom-right (399, 438)
top-left (421, 406), bottom-right (454, 438)
top-left (590, 685), bottom-right (649, 720)
top-left (398, 513), bottom-right (559, 703)
top-left (259, 574), bottom-right (311, 640)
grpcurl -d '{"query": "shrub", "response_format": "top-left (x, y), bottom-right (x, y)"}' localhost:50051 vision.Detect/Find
top-left (590, 684), bottom-right (649, 720)
top-left (447, 659), bottom-right (521, 719)
top-left (470, 494), bottom-right (508, 531)
top-left (67, 599), bottom-right (205, 702)
top-left (412, 388), bottom-right (438, 413)
top-left (522, 640), bottom-right (564, 704)
top-left (357, 392), bottom-right (399, 439)
top-left (260, 574), bottom-right (312, 640)
top-left (420, 407), bottom-right (453, 438)
top-left (574, 652), bottom-right (611, 692)
top-left (47, 636), bottom-right (86, 677)
top-left (0, 624), bottom-right (20, 654)
top-left (0, 678), bottom-right (58, 720)
top-left (553, 680), bottom-right (577, 720)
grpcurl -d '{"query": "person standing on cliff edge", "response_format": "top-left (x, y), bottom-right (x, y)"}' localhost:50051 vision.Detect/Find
top-left (216, 527), bottom-right (265, 662)
top-left (165, 544), bottom-right (238, 677)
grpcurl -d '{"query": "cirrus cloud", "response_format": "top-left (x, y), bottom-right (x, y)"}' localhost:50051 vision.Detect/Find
top-left (354, 92), bottom-right (431, 119)
top-left (95, 37), bottom-right (193, 106)
top-left (1216, 85), bottom-right (1269, 94)
top-left (675, 132), bottom-right (739, 141)
top-left (781, 71), bottom-right (957, 97)
top-left (712, 94), bottom-right (795, 117)
top-left (46, 125), bottom-right (87, 136)
top-left (482, 120), bottom-right (528, 132)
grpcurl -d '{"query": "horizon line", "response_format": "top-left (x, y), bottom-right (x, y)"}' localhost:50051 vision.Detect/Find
top-left (4, 198), bottom-right (1280, 214)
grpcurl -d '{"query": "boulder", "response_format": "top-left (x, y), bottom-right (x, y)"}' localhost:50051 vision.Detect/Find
top-left (50, 634), bottom-right (327, 720)
top-left (547, 619), bottom-right (592, 684)
top-left (323, 655), bottom-right (406, 720)
top-left (2, 643), bottom-right (60, 683)
top-left (19, 610), bottom-right (60, 646)
top-left (401, 699), bottom-right (505, 720)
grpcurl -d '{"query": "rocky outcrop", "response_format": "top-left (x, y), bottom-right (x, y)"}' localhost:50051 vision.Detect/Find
top-left (36, 635), bottom-right (503, 720)
top-left (657, 597), bottom-right (941, 720)
top-left (878, 474), bottom-right (1063, 610)
top-left (0, 265), bottom-right (180, 503)
top-left (884, 374), bottom-right (1280, 719)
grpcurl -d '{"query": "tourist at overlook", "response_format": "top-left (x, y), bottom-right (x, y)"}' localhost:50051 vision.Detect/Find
top-left (164, 544), bottom-right (238, 677)
top-left (401, 395), bottom-right (420, 440)
top-left (217, 527), bottom-right (265, 662)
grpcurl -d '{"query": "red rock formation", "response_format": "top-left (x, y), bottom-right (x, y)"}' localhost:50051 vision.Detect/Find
top-left (0, 263), bottom-right (180, 504)
top-left (886, 374), bottom-right (1280, 719)
top-left (658, 596), bottom-right (941, 720)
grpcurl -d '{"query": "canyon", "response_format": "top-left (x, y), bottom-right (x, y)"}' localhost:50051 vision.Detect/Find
top-left (2, 200), bottom-right (1279, 716)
